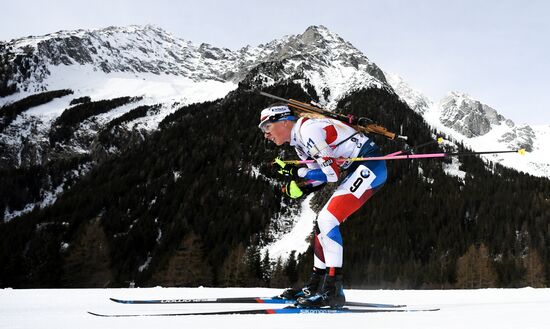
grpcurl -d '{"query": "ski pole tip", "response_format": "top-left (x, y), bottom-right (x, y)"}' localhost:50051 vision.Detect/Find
top-left (518, 149), bottom-right (526, 155)
top-left (437, 137), bottom-right (444, 144)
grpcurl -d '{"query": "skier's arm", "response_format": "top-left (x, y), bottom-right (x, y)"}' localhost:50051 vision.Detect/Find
top-left (296, 125), bottom-right (340, 183)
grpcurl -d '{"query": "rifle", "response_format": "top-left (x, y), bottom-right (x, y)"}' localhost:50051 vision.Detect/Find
top-left (253, 90), bottom-right (407, 141)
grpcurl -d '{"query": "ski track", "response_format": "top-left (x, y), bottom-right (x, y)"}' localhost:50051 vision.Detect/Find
top-left (1, 287), bottom-right (549, 329)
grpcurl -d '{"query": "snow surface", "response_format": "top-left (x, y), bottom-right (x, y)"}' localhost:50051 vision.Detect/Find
top-left (4, 65), bottom-right (237, 125)
top-left (1, 287), bottom-right (549, 329)
top-left (0, 58), bottom-right (237, 149)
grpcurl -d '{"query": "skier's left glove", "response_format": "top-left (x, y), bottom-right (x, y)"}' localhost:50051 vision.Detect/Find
top-left (273, 157), bottom-right (301, 179)
top-left (282, 181), bottom-right (326, 199)
top-left (282, 180), bottom-right (304, 199)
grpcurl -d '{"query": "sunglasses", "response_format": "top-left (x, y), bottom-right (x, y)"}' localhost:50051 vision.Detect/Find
top-left (259, 113), bottom-right (294, 133)
top-left (260, 122), bottom-right (274, 133)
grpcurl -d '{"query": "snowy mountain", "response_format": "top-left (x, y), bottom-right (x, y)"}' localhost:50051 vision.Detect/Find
top-left (387, 75), bottom-right (550, 178)
top-left (246, 25), bottom-right (389, 106)
top-left (0, 24), bottom-right (393, 227)
top-left (5, 24), bottom-right (544, 179)
top-left (0, 25), bottom-right (389, 171)
top-left (438, 92), bottom-right (513, 138)
top-left (2, 25), bottom-right (550, 289)
top-left (1, 24), bottom-right (386, 106)
top-left (384, 72), bottom-right (432, 115)
top-left (0, 23), bottom-right (547, 229)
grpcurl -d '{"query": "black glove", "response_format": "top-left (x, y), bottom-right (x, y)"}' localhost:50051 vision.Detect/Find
top-left (273, 157), bottom-right (301, 179)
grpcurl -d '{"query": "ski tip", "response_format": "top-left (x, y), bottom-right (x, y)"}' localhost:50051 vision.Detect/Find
top-left (518, 148), bottom-right (526, 155)
top-left (437, 137), bottom-right (444, 144)
top-left (88, 311), bottom-right (106, 317)
top-left (405, 307), bottom-right (440, 312)
top-left (419, 308), bottom-right (440, 312)
top-left (110, 297), bottom-right (139, 304)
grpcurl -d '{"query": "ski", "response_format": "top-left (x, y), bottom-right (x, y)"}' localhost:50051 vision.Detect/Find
top-left (109, 296), bottom-right (405, 309)
top-left (89, 306), bottom-right (439, 317)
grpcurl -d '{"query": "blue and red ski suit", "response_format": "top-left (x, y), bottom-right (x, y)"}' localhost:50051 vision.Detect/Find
top-left (291, 117), bottom-right (387, 268)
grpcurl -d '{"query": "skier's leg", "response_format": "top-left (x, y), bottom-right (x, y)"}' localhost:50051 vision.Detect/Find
top-left (313, 222), bottom-right (326, 269)
top-left (299, 161), bottom-right (386, 308)
top-left (281, 223), bottom-right (326, 299)
top-left (317, 160), bottom-right (386, 267)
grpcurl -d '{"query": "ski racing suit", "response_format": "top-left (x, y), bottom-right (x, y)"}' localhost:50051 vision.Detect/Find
top-left (291, 117), bottom-right (387, 269)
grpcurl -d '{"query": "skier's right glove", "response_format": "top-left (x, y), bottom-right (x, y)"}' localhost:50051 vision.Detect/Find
top-left (273, 157), bottom-right (301, 179)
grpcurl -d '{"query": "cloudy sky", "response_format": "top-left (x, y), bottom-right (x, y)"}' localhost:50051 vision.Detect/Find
top-left (1, 0), bottom-right (548, 124)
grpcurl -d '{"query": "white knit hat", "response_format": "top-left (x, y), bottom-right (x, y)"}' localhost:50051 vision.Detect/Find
top-left (258, 105), bottom-right (296, 129)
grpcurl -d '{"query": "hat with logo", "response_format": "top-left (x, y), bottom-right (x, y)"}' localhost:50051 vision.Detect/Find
top-left (258, 105), bottom-right (297, 130)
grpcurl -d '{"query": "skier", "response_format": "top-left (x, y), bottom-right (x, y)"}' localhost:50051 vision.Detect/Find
top-left (258, 103), bottom-right (387, 308)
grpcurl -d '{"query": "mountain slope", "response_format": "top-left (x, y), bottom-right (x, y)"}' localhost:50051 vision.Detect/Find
top-left (1, 25), bottom-right (387, 168)
top-left (0, 24), bottom-right (393, 221)
top-left (1, 25), bottom-right (549, 289)
top-left (387, 75), bottom-right (549, 178)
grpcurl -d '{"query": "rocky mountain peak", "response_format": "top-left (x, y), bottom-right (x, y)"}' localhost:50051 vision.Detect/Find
top-left (439, 91), bottom-right (514, 138)
top-left (298, 25), bottom-right (345, 46)
top-left (2, 25), bottom-right (545, 178)
top-left (224, 25), bottom-right (389, 107)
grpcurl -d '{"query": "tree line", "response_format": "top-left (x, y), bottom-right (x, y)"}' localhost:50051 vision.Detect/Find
top-left (0, 82), bottom-right (548, 289)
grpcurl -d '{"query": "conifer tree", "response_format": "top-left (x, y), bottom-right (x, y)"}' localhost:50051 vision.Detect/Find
top-left (456, 244), bottom-right (497, 288)
top-left (270, 257), bottom-right (290, 288)
top-left (245, 244), bottom-right (263, 286)
top-left (152, 231), bottom-right (213, 287)
top-left (261, 250), bottom-right (272, 285)
top-left (219, 244), bottom-right (248, 286)
top-left (62, 217), bottom-right (113, 287)
top-left (522, 249), bottom-right (546, 288)
top-left (285, 251), bottom-right (298, 285)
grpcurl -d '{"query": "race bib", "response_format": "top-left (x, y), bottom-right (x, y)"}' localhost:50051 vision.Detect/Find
top-left (342, 165), bottom-right (377, 198)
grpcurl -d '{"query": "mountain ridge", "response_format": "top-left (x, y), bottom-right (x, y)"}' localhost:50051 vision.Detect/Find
top-left (0, 24), bottom-right (548, 224)
top-left (1, 26), bottom-right (549, 289)
top-left (386, 73), bottom-right (549, 177)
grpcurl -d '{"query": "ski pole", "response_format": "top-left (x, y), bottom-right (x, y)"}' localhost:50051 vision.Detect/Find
top-left (281, 149), bottom-right (526, 165)
top-left (386, 137), bottom-right (444, 157)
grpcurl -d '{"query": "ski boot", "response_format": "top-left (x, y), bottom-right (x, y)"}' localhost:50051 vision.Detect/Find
top-left (296, 271), bottom-right (345, 308)
top-left (279, 268), bottom-right (325, 300)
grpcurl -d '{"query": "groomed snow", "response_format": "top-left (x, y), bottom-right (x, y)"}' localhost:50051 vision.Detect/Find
top-left (1, 287), bottom-right (549, 329)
